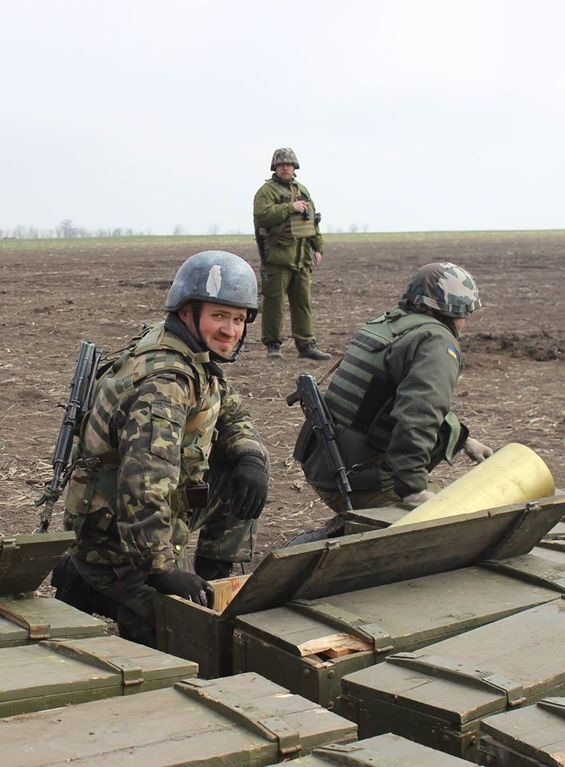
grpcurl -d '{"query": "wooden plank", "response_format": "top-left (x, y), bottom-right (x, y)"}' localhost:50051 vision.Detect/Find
top-left (296, 633), bottom-right (372, 658)
top-left (210, 574), bottom-right (250, 613)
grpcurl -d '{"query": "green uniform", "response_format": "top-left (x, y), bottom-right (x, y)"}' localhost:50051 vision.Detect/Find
top-left (59, 316), bottom-right (268, 643)
top-left (302, 309), bottom-right (468, 512)
top-left (253, 174), bottom-right (323, 349)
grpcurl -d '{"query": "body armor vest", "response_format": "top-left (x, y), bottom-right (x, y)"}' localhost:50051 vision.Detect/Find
top-left (326, 309), bottom-right (444, 431)
top-left (65, 323), bottom-right (222, 525)
top-left (259, 179), bottom-right (317, 241)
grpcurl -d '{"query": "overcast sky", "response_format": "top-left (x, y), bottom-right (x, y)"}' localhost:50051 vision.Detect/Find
top-left (2, 0), bottom-right (564, 234)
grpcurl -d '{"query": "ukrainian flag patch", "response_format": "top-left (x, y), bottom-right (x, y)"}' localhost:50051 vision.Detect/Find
top-left (447, 343), bottom-right (459, 361)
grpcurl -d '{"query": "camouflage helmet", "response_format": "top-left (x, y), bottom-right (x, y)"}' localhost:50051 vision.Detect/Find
top-left (165, 251), bottom-right (258, 321)
top-left (400, 262), bottom-right (481, 318)
top-left (270, 147), bottom-right (300, 171)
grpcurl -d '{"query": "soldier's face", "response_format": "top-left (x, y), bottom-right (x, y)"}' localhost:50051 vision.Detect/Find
top-left (453, 318), bottom-right (466, 334)
top-left (195, 302), bottom-right (247, 358)
top-left (275, 163), bottom-right (295, 181)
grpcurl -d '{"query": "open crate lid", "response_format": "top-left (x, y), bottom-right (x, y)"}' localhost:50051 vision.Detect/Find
top-left (224, 496), bottom-right (565, 619)
top-left (236, 559), bottom-right (565, 658)
top-left (0, 532), bottom-right (74, 596)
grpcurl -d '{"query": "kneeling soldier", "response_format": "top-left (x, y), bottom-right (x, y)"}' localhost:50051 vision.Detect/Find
top-left (299, 261), bottom-right (492, 537)
top-left (53, 251), bottom-right (269, 647)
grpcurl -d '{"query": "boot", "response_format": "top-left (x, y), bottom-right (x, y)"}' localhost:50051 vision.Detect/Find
top-left (284, 518), bottom-right (345, 546)
top-left (266, 342), bottom-right (282, 359)
top-left (298, 343), bottom-right (331, 361)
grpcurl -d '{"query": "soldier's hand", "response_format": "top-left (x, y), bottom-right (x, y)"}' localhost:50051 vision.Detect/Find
top-left (313, 251), bottom-right (322, 266)
top-left (402, 489), bottom-right (435, 506)
top-left (292, 200), bottom-right (308, 214)
top-left (223, 455), bottom-right (269, 520)
top-left (147, 569), bottom-right (213, 607)
top-left (464, 437), bottom-right (494, 463)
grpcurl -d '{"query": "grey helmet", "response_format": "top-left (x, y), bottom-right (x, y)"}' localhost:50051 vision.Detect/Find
top-left (166, 251), bottom-right (258, 321)
top-left (270, 147), bottom-right (300, 171)
top-left (400, 262), bottom-right (481, 318)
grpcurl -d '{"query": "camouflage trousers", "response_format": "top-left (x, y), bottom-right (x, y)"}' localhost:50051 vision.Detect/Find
top-left (183, 446), bottom-right (258, 564)
top-left (54, 450), bottom-right (258, 647)
top-left (52, 554), bottom-right (159, 647)
top-left (260, 264), bottom-right (315, 348)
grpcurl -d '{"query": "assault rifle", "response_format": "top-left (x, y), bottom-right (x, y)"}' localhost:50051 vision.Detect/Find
top-left (287, 373), bottom-right (353, 512)
top-left (35, 341), bottom-right (102, 532)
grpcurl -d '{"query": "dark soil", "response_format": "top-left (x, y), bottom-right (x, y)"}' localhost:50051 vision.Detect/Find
top-left (1, 232), bottom-right (563, 572)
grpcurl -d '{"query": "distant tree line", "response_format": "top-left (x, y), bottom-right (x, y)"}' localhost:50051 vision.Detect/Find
top-left (0, 220), bottom-right (151, 240)
top-left (1, 219), bottom-right (370, 240)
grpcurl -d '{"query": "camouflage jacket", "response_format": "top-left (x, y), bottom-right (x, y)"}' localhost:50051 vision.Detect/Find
top-left (303, 309), bottom-right (468, 497)
top-left (253, 174), bottom-right (323, 269)
top-left (64, 319), bottom-right (267, 573)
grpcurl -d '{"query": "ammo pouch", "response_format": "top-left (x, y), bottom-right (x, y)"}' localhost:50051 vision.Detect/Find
top-left (289, 213), bottom-right (317, 238)
top-left (173, 482), bottom-right (209, 512)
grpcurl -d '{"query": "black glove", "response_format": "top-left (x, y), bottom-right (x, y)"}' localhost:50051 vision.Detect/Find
top-left (146, 569), bottom-right (213, 607)
top-left (223, 455), bottom-right (269, 520)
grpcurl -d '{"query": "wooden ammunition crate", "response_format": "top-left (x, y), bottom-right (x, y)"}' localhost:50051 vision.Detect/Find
top-left (0, 672), bottom-right (357, 767)
top-left (0, 532), bottom-right (107, 646)
top-left (0, 634), bottom-right (198, 717)
top-left (156, 497), bottom-right (565, 678)
top-left (266, 733), bottom-right (474, 766)
top-left (233, 555), bottom-right (565, 712)
top-left (341, 599), bottom-right (565, 762)
top-left (479, 697), bottom-right (565, 767)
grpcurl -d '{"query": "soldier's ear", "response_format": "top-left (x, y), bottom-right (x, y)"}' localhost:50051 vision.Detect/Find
top-left (178, 304), bottom-right (190, 322)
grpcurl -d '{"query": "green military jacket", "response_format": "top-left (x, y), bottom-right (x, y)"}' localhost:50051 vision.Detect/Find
top-left (303, 309), bottom-right (467, 497)
top-left (253, 174), bottom-right (323, 269)
top-left (64, 321), bottom-right (267, 573)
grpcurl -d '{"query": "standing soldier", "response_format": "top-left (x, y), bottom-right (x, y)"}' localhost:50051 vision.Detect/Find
top-left (254, 147), bottom-right (331, 361)
top-left (52, 251), bottom-right (270, 647)
top-left (297, 262), bottom-right (493, 537)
